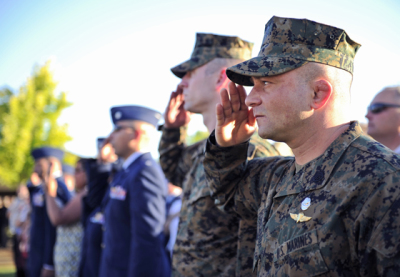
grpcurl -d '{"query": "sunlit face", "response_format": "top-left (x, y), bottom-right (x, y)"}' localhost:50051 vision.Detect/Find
top-left (245, 67), bottom-right (312, 143)
top-left (74, 161), bottom-right (87, 191)
top-left (179, 63), bottom-right (217, 114)
top-left (109, 121), bottom-right (136, 159)
top-left (34, 157), bottom-right (50, 177)
top-left (366, 90), bottom-right (400, 140)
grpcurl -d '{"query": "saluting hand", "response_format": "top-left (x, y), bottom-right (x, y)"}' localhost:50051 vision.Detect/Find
top-left (98, 136), bottom-right (117, 164)
top-left (164, 85), bottom-right (191, 128)
top-left (41, 162), bottom-right (58, 197)
top-left (215, 82), bottom-right (256, 147)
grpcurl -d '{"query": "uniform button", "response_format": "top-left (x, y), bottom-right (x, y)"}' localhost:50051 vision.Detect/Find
top-left (102, 226), bottom-right (105, 231)
top-left (101, 243), bottom-right (105, 249)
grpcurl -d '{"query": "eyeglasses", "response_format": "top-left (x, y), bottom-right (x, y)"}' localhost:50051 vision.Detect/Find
top-left (367, 103), bottom-right (400, 114)
top-left (112, 125), bottom-right (135, 133)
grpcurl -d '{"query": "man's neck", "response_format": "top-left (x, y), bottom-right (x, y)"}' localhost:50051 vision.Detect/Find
top-left (201, 106), bottom-right (217, 133)
top-left (291, 122), bottom-right (350, 165)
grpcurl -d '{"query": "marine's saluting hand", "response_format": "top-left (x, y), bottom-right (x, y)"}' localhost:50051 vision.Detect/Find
top-left (164, 85), bottom-right (191, 128)
top-left (215, 82), bottom-right (256, 147)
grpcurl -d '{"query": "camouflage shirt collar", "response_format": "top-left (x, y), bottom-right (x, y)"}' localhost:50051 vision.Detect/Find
top-left (274, 121), bottom-right (362, 198)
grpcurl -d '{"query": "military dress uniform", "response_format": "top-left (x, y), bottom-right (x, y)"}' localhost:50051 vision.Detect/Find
top-left (159, 127), bottom-right (279, 276)
top-left (79, 158), bottom-right (112, 277)
top-left (99, 105), bottom-right (170, 277)
top-left (27, 147), bottom-right (71, 277)
top-left (203, 16), bottom-right (400, 276)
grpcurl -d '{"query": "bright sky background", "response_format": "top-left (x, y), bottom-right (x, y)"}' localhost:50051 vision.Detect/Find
top-left (1, 0), bottom-right (399, 159)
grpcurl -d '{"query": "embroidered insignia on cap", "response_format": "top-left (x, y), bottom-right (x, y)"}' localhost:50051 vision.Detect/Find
top-left (301, 197), bottom-right (311, 210)
top-left (290, 212), bottom-right (312, 223)
top-left (114, 111), bottom-right (122, 120)
top-left (110, 185), bottom-right (126, 200)
top-left (154, 113), bottom-right (162, 119)
top-left (90, 212), bottom-right (105, 224)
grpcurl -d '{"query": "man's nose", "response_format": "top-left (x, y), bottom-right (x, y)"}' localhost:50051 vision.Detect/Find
top-left (245, 88), bottom-right (261, 107)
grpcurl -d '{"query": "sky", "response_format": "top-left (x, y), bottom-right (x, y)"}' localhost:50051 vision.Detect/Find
top-left (0, 0), bottom-right (399, 159)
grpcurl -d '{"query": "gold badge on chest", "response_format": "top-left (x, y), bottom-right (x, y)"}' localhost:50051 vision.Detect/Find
top-left (290, 212), bottom-right (312, 223)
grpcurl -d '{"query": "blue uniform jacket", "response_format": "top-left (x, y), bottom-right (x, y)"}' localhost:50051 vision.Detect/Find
top-left (99, 152), bottom-right (170, 277)
top-left (79, 159), bottom-right (112, 277)
top-left (27, 177), bottom-right (71, 277)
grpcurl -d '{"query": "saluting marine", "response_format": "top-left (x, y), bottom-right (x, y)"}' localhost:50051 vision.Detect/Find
top-left (204, 16), bottom-right (400, 276)
top-left (159, 33), bottom-right (280, 277)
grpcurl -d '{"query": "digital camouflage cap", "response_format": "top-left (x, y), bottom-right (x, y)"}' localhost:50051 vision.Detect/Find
top-left (171, 33), bottom-right (253, 78)
top-left (227, 16), bottom-right (361, 86)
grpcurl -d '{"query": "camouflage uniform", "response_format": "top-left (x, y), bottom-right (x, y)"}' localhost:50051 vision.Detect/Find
top-left (204, 122), bottom-right (400, 276)
top-left (203, 17), bottom-right (400, 276)
top-left (159, 127), bottom-right (280, 277)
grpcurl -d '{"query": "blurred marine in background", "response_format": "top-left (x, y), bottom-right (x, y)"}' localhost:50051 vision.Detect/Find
top-left (159, 33), bottom-right (280, 276)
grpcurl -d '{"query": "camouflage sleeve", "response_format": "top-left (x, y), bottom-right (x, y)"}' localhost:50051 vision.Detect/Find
top-left (248, 133), bottom-right (280, 159)
top-left (204, 132), bottom-right (290, 219)
top-left (158, 126), bottom-right (192, 188)
top-left (361, 172), bottom-right (400, 276)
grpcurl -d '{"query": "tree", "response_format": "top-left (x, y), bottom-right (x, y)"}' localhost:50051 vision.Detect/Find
top-left (0, 61), bottom-right (72, 188)
top-left (187, 130), bottom-right (209, 146)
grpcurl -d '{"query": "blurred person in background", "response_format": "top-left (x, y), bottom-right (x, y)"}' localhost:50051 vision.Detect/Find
top-left (43, 159), bottom-right (88, 277)
top-left (99, 105), bottom-right (170, 277)
top-left (159, 33), bottom-right (280, 276)
top-left (164, 182), bottom-right (182, 262)
top-left (62, 164), bottom-right (76, 192)
top-left (366, 86), bottom-right (400, 153)
top-left (0, 197), bottom-right (9, 248)
top-left (79, 138), bottom-right (118, 277)
top-left (8, 185), bottom-right (31, 277)
top-left (28, 147), bottom-right (71, 277)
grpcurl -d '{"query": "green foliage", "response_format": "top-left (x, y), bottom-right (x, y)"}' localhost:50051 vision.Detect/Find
top-left (63, 151), bottom-right (80, 167)
top-left (0, 61), bottom-right (72, 188)
top-left (187, 130), bottom-right (209, 146)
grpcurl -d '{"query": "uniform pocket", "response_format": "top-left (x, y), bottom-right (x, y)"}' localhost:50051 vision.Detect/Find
top-left (272, 230), bottom-right (329, 277)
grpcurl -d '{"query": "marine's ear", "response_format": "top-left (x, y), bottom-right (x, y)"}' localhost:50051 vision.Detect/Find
top-left (311, 80), bottom-right (332, 110)
top-left (215, 68), bottom-right (229, 92)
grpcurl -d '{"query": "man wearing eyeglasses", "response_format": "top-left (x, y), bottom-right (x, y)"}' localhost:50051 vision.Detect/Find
top-left (99, 105), bottom-right (170, 277)
top-left (366, 86), bottom-right (400, 153)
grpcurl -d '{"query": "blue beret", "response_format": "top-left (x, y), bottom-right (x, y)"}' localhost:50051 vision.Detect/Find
top-left (31, 147), bottom-right (64, 161)
top-left (110, 105), bottom-right (162, 127)
top-left (62, 164), bottom-right (75, 175)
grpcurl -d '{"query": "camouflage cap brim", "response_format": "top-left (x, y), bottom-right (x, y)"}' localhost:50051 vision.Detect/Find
top-left (170, 56), bottom-right (214, 78)
top-left (227, 16), bottom-right (361, 86)
top-left (227, 56), bottom-right (308, 86)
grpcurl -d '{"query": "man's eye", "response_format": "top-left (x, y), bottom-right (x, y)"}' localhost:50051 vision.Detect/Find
top-left (263, 81), bottom-right (270, 85)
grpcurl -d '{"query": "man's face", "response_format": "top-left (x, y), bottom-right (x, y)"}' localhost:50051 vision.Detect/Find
top-left (366, 89), bottom-right (400, 140)
top-left (109, 121), bottom-right (136, 158)
top-left (245, 67), bottom-right (311, 143)
top-left (34, 158), bottom-right (50, 178)
top-left (179, 63), bottom-right (217, 114)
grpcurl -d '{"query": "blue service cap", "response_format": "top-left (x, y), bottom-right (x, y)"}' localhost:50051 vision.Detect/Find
top-left (31, 146), bottom-right (64, 161)
top-left (110, 105), bottom-right (162, 127)
top-left (62, 164), bottom-right (75, 175)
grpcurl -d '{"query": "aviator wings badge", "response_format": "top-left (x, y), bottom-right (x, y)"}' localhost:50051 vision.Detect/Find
top-left (290, 212), bottom-right (312, 223)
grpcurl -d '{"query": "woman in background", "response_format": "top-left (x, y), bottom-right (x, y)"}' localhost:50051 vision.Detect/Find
top-left (43, 159), bottom-right (88, 277)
